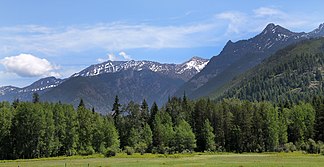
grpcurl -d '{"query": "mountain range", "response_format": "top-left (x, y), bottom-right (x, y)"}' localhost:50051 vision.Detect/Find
top-left (1, 22), bottom-right (324, 113)
top-left (174, 23), bottom-right (324, 98)
top-left (0, 77), bottom-right (64, 102)
top-left (0, 57), bottom-right (208, 113)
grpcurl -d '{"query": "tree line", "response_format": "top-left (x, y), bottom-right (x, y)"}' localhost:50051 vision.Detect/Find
top-left (0, 94), bottom-right (324, 160)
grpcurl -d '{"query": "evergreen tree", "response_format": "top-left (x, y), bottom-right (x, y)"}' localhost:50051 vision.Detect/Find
top-left (12, 98), bottom-right (19, 108)
top-left (193, 99), bottom-right (207, 151)
top-left (140, 99), bottom-right (149, 124)
top-left (32, 93), bottom-right (40, 103)
top-left (315, 104), bottom-right (324, 141)
top-left (112, 95), bottom-right (121, 125)
top-left (78, 99), bottom-right (85, 108)
top-left (149, 102), bottom-right (158, 129)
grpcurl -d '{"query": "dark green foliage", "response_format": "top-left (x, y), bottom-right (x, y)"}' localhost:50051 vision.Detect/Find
top-left (112, 95), bottom-right (121, 120)
top-left (149, 102), bottom-right (159, 130)
top-left (218, 38), bottom-right (324, 106)
top-left (104, 148), bottom-right (117, 157)
top-left (78, 99), bottom-right (85, 108)
top-left (1, 83), bottom-right (324, 160)
top-left (0, 102), bottom-right (13, 159)
top-left (32, 92), bottom-right (40, 103)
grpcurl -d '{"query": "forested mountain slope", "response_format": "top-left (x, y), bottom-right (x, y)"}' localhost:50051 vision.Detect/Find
top-left (215, 38), bottom-right (324, 104)
top-left (175, 23), bottom-right (324, 99)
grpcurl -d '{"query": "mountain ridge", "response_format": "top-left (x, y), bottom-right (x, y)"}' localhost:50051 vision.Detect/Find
top-left (0, 57), bottom-right (209, 107)
top-left (72, 56), bottom-right (209, 81)
top-left (174, 22), bottom-right (324, 99)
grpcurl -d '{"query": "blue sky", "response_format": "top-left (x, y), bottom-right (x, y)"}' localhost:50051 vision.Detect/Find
top-left (0, 0), bottom-right (323, 87)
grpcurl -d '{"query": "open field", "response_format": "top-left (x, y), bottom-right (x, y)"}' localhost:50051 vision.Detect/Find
top-left (0, 152), bottom-right (323, 167)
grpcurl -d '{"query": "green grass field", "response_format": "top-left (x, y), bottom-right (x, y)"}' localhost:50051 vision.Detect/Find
top-left (0, 152), bottom-right (323, 167)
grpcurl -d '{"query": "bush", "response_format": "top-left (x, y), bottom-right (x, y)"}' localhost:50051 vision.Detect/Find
top-left (284, 142), bottom-right (296, 152)
top-left (105, 147), bottom-right (117, 157)
top-left (79, 146), bottom-right (95, 156)
top-left (306, 139), bottom-right (318, 154)
top-left (151, 147), bottom-right (158, 154)
top-left (99, 143), bottom-right (107, 154)
top-left (135, 142), bottom-right (147, 155)
top-left (318, 141), bottom-right (324, 155)
top-left (66, 148), bottom-right (77, 156)
top-left (124, 146), bottom-right (135, 155)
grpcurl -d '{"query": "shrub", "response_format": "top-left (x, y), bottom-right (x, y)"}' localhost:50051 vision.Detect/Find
top-left (284, 142), bottom-right (296, 152)
top-left (66, 148), bottom-right (77, 156)
top-left (105, 147), bottom-right (117, 157)
top-left (318, 141), bottom-right (324, 155)
top-left (151, 147), bottom-right (158, 154)
top-left (124, 146), bottom-right (135, 155)
top-left (79, 146), bottom-right (95, 156)
top-left (306, 139), bottom-right (318, 154)
top-left (135, 142), bottom-right (147, 155)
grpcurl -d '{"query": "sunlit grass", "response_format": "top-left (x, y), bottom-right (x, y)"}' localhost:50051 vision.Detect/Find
top-left (0, 152), bottom-right (323, 167)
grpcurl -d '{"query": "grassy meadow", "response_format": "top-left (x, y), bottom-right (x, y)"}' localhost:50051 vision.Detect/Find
top-left (0, 152), bottom-right (323, 167)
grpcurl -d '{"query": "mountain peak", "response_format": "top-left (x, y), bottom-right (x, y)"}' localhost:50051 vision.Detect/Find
top-left (265, 23), bottom-right (276, 30)
top-left (72, 57), bottom-right (209, 81)
top-left (318, 23), bottom-right (324, 30)
top-left (309, 23), bottom-right (324, 36)
top-left (189, 56), bottom-right (208, 62)
top-left (261, 23), bottom-right (292, 35)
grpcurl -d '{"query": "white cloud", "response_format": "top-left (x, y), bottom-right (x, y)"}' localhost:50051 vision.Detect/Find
top-left (0, 54), bottom-right (60, 77)
top-left (214, 7), bottom-right (323, 40)
top-left (107, 53), bottom-right (118, 61)
top-left (0, 7), bottom-right (322, 58)
top-left (118, 51), bottom-right (132, 60)
top-left (0, 23), bottom-right (217, 56)
top-left (98, 51), bottom-right (132, 62)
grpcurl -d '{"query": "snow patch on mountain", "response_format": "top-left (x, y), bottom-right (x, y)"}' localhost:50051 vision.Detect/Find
top-left (176, 57), bottom-right (209, 74)
top-left (72, 57), bottom-right (209, 81)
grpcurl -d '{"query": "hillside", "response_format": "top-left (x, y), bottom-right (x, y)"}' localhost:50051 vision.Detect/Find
top-left (42, 70), bottom-right (184, 113)
top-left (213, 38), bottom-right (324, 104)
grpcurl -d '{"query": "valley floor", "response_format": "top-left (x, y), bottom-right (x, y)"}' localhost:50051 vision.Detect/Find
top-left (0, 152), bottom-right (323, 167)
